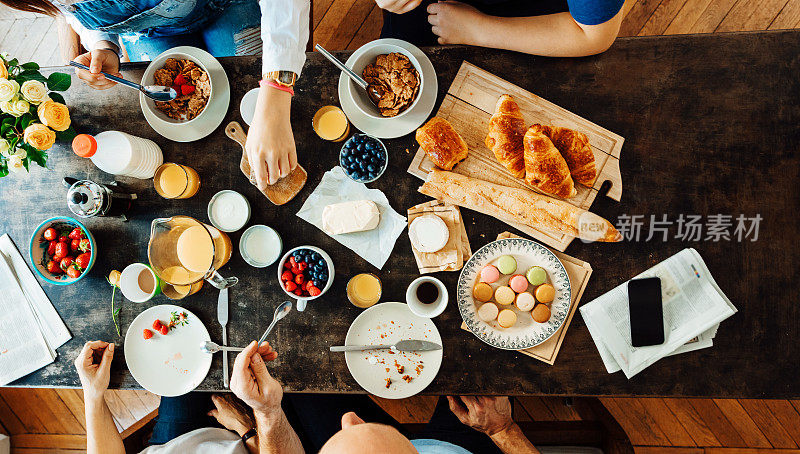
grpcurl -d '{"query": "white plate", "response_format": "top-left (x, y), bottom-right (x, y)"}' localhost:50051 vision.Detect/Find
top-left (124, 304), bottom-right (212, 396)
top-left (337, 39), bottom-right (437, 139)
top-left (344, 302), bottom-right (442, 399)
top-left (457, 238), bottom-right (572, 350)
top-left (140, 46), bottom-right (230, 142)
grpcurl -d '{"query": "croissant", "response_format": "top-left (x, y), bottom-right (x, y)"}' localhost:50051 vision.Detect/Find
top-left (485, 94), bottom-right (526, 179)
top-left (535, 124), bottom-right (597, 186)
top-left (523, 127), bottom-right (577, 199)
top-left (416, 117), bottom-right (469, 171)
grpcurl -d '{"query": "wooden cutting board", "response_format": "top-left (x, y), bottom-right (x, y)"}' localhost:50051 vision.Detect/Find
top-left (408, 62), bottom-right (623, 251)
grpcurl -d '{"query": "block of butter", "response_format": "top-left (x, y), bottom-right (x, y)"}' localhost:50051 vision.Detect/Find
top-left (322, 200), bottom-right (381, 235)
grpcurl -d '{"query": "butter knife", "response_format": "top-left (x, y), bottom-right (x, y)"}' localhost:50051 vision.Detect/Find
top-left (330, 340), bottom-right (442, 352)
top-left (217, 288), bottom-right (229, 388)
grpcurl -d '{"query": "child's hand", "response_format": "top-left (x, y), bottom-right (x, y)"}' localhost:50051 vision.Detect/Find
top-left (376, 0), bottom-right (423, 14)
top-left (427, 1), bottom-right (485, 45)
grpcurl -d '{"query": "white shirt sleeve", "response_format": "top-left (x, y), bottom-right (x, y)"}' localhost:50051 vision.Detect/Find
top-left (259, 0), bottom-right (310, 77)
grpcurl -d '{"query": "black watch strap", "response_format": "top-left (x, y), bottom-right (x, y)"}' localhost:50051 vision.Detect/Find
top-left (241, 428), bottom-right (257, 443)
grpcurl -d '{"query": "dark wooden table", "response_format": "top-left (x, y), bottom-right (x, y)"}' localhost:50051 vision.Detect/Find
top-left (2, 30), bottom-right (798, 398)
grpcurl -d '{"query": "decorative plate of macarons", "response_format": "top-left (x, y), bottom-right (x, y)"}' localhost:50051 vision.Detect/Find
top-left (457, 238), bottom-right (571, 350)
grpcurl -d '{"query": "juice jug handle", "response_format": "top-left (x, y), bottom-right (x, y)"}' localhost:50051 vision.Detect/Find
top-left (63, 177), bottom-right (79, 188)
top-left (206, 270), bottom-right (238, 289)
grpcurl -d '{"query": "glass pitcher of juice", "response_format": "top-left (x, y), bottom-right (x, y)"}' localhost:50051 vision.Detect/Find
top-left (147, 215), bottom-right (237, 290)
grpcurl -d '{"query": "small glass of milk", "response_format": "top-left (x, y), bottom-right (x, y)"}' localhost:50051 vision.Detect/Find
top-left (239, 225), bottom-right (282, 267)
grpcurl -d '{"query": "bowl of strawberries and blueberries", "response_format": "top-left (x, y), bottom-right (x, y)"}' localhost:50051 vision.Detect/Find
top-left (30, 217), bottom-right (96, 285)
top-left (279, 247), bottom-right (332, 299)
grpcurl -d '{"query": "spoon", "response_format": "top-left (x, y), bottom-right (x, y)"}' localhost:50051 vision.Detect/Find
top-left (200, 341), bottom-right (244, 354)
top-left (258, 301), bottom-right (292, 344)
top-left (69, 61), bottom-right (177, 102)
top-left (314, 44), bottom-right (383, 107)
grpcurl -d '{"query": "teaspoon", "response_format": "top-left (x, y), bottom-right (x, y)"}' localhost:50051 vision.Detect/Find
top-left (69, 61), bottom-right (178, 101)
top-left (201, 341), bottom-right (244, 354)
top-left (258, 301), bottom-right (292, 344)
top-left (314, 44), bottom-right (383, 107)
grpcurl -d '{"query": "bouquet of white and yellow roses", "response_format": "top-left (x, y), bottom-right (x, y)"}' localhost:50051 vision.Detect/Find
top-left (0, 54), bottom-right (75, 177)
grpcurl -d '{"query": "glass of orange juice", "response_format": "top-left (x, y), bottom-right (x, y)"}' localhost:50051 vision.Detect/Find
top-left (154, 163), bottom-right (200, 199)
top-left (347, 273), bottom-right (382, 308)
top-left (312, 106), bottom-right (350, 142)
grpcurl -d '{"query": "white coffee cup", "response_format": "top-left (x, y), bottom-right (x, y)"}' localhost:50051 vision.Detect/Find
top-left (120, 263), bottom-right (162, 303)
top-left (405, 276), bottom-right (448, 318)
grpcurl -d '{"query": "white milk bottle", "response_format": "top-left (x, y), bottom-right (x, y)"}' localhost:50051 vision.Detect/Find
top-left (72, 132), bottom-right (163, 179)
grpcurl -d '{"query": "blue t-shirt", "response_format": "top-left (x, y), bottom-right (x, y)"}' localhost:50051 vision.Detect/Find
top-left (567, 0), bottom-right (625, 25)
top-left (412, 439), bottom-right (473, 454)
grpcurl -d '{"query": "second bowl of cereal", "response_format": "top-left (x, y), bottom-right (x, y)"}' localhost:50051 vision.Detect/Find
top-left (345, 41), bottom-right (424, 120)
top-left (141, 50), bottom-right (213, 125)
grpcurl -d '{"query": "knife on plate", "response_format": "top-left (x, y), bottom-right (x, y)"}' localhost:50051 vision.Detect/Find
top-left (330, 340), bottom-right (442, 352)
top-left (217, 288), bottom-right (229, 388)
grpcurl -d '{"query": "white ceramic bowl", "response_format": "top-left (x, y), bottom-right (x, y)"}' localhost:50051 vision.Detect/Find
top-left (277, 245), bottom-right (335, 312)
top-left (140, 50), bottom-right (213, 126)
top-left (344, 41), bottom-right (424, 120)
top-left (240, 225), bottom-right (282, 268)
top-left (405, 276), bottom-right (448, 318)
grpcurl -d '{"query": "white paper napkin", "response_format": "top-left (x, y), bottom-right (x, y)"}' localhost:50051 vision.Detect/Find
top-left (297, 167), bottom-right (407, 269)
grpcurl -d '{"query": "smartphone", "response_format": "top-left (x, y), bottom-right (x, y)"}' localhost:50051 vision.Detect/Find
top-left (628, 277), bottom-right (664, 347)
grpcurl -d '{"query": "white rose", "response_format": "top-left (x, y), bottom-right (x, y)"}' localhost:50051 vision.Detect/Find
top-left (0, 78), bottom-right (19, 102)
top-left (20, 80), bottom-right (47, 105)
top-left (6, 153), bottom-right (25, 173)
top-left (0, 97), bottom-right (29, 117)
top-left (0, 138), bottom-right (9, 158)
top-left (13, 147), bottom-right (26, 160)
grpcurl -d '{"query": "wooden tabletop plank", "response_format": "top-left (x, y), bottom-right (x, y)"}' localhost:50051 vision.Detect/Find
top-left (638, 0), bottom-right (690, 35)
top-left (711, 399), bottom-right (771, 448)
top-left (686, 399), bottom-right (746, 447)
top-left (737, 400), bottom-right (797, 449)
top-left (637, 398), bottom-right (697, 447)
top-left (663, 399), bottom-right (722, 447)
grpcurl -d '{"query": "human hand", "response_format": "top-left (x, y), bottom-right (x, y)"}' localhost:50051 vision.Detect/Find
top-left (447, 396), bottom-right (514, 436)
top-left (74, 341), bottom-right (114, 403)
top-left (376, 0), bottom-right (422, 14)
top-left (208, 393), bottom-right (255, 436)
top-left (427, 1), bottom-right (486, 45)
top-left (230, 341), bottom-right (281, 418)
top-left (246, 88), bottom-right (297, 190)
top-left (73, 46), bottom-right (121, 90)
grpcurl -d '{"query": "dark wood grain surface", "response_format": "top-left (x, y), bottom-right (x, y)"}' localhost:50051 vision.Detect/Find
top-left (2, 30), bottom-right (798, 398)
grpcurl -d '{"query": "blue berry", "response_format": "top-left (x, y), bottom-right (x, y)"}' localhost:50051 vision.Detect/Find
top-left (367, 164), bottom-right (376, 172)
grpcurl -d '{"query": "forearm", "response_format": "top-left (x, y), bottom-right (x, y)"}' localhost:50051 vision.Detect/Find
top-left (85, 396), bottom-right (125, 454)
top-left (490, 423), bottom-right (540, 454)
top-left (254, 410), bottom-right (304, 454)
top-left (56, 15), bottom-right (82, 63)
top-left (468, 12), bottom-right (619, 57)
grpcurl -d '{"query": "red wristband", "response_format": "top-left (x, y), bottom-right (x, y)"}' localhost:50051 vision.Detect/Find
top-left (260, 79), bottom-right (295, 96)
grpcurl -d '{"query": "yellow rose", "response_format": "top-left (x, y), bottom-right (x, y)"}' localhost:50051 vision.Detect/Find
top-left (24, 123), bottom-right (56, 151)
top-left (6, 154), bottom-right (24, 173)
top-left (0, 96), bottom-right (29, 117)
top-left (0, 60), bottom-right (7, 79)
top-left (37, 99), bottom-right (71, 131)
top-left (0, 138), bottom-right (9, 158)
top-left (0, 78), bottom-right (19, 102)
top-left (20, 80), bottom-right (47, 105)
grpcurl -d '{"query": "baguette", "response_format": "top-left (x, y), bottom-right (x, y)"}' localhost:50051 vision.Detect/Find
top-left (418, 170), bottom-right (621, 242)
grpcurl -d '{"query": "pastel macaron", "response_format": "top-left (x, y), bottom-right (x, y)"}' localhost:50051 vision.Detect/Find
top-left (496, 255), bottom-right (517, 275)
top-left (526, 266), bottom-right (547, 286)
top-left (509, 274), bottom-right (528, 293)
top-left (494, 286), bottom-right (515, 306)
top-left (535, 283), bottom-right (555, 304)
top-left (473, 282), bottom-right (493, 302)
top-left (515, 292), bottom-right (536, 311)
top-left (478, 302), bottom-right (499, 322)
top-left (497, 309), bottom-right (517, 328)
top-left (480, 265), bottom-right (500, 284)
top-left (532, 304), bottom-right (551, 323)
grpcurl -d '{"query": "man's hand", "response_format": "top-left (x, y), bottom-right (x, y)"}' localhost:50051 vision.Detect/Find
top-left (74, 341), bottom-right (114, 404)
top-left (427, 1), bottom-right (486, 45)
top-left (447, 396), bottom-right (514, 436)
top-left (208, 394), bottom-right (255, 437)
top-left (230, 341), bottom-right (281, 418)
top-left (73, 45), bottom-right (121, 90)
top-left (246, 87), bottom-right (298, 190)
top-left (376, 0), bottom-right (422, 14)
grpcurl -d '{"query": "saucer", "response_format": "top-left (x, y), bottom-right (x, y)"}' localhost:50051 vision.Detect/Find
top-left (337, 39), bottom-right (437, 139)
top-left (140, 46), bottom-right (230, 143)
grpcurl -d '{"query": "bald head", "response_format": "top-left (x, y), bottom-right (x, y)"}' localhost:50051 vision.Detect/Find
top-left (319, 412), bottom-right (418, 454)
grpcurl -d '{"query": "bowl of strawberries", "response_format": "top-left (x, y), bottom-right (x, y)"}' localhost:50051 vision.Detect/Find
top-left (29, 216), bottom-right (96, 285)
top-left (278, 246), bottom-right (335, 312)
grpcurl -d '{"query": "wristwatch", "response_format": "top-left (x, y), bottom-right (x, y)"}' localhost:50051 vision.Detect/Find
top-left (263, 71), bottom-right (298, 89)
top-left (241, 428), bottom-right (257, 444)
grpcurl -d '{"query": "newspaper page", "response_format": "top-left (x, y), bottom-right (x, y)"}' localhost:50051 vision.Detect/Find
top-left (580, 248), bottom-right (736, 378)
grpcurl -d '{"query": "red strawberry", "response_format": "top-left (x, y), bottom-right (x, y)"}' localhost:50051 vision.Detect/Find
top-left (173, 73), bottom-right (187, 86)
top-left (54, 242), bottom-right (69, 260)
top-left (285, 281), bottom-right (297, 292)
top-left (283, 261), bottom-right (292, 269)
top-left (71, 238), bottom-right (81, 252)
top-left (172, 84), bottom-right (182, 95)
top-left (47, 240), bottom-right (57, 256)
top-left (46, 260), bottom-right (61, 274)
top-left (304, 280), bottom-right (314, 291)
top-left (153, 319), bottom-right (164, 331)
top-left (308, 286), bottom-right (322, 297)
top-left (143, 329), bottom-right (153, 340)
top-left (281, 271), bottom-right (293, 282)
top-left (59, 235), bottom-right (69, 243)
top-left (291, 266), bottom-right (301, 275)
top-left (298, 262), bottom-right (308, 271)
top-left (159, 325), bottom-right (169, 335)
top-left (59, 256), bottom-right (73, 271)
top-left (289, 256), bottom-right (297, 267)
top-left (293, 288), bottom-right (303, 296)
top-left (66, 265), bottom-right (81, 279)
top-left (75, 252), bottom-right (91, 270)
top-left (68, 228), bottom-right (83, 240)
top-left (79, 238), bottom-right (91, 252)
top-left (180, 84), bottom-right (195, 96)
top-left (294, 274), bottom-right (305, 285)
top-left (43, 227), bottom-right (57, 241)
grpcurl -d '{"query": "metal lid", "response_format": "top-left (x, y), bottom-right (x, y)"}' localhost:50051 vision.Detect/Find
top-left (67, 180), bottom-right (104, 217)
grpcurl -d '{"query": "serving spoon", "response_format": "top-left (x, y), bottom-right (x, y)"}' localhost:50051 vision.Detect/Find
top-left (258, 301), bottom-right (292, 344)
top-left (69, 61), bottom-right (177, 101)
top-left (314, 44), bottom-right (383, 107)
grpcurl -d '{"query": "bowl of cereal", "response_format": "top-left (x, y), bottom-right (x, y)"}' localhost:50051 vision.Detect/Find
top-left (345, 41), bottom-right (424, 120)
top-left (141, 50), bottom-right (213, 125)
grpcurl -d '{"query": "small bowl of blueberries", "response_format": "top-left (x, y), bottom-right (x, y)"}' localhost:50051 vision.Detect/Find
top-left (339, 133), bottom-right (388, 183)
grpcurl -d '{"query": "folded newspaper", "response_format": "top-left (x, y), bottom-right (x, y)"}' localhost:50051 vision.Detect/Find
top-left (580, 248), bottom-right (736, 378)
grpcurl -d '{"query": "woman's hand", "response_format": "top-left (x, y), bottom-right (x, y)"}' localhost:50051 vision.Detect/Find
top-left (447, 396), bottom-right (514, 436)
top-left (427, 1), bottom-right (487, 45)
top-left (73, 46), bottom-right (121, 90)
top-left (246, 88), bottom-right (298, 190)
top-left (376, 0), bottom-right (422, 14)
top-left (208, 393), bottom-right (255, 437)
top-left (74, 341), bottom-right (114, 404)
top-left (230, 341), bottom-right (281, 419)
